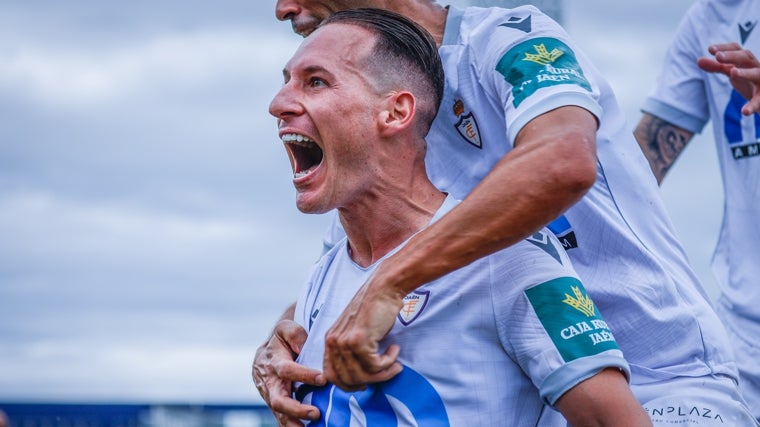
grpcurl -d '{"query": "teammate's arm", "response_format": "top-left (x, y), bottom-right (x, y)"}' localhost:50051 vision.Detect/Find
top-left (633, 113), bottom-right (695, 184)
top-left (322, 105), bottom-right (599, 390)
top-left (253, 303), bottom-right (325, 425)
top-left (555, 368), bottom-right (652, 426)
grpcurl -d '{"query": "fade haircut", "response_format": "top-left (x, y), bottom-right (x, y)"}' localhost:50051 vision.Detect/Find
top-left (320, 8), bottom-right (444, 136)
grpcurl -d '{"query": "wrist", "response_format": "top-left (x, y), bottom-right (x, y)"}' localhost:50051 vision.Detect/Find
top-left (367, 254), bottom-right (426, 300)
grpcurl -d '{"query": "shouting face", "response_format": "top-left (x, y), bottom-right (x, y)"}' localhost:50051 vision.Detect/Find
top-left (269, 23), bottom-right (389, 214)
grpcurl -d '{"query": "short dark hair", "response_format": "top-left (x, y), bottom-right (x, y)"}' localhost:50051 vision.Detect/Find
top-left (320, 8), bottom-right (444, 134)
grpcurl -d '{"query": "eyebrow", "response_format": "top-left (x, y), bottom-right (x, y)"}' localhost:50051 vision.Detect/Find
top-left (303, 64), bottom-right (332, 76)
top-left (285, 64), bottom-right (336, 83)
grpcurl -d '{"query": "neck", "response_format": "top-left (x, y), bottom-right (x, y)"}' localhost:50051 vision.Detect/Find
top-left (388, 0), bottom-right (448, 47)
top-left (339, 180), bottom-right (445, 268)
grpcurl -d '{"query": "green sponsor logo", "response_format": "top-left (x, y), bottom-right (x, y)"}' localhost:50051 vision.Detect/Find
top-left (496, 37), bottom-right (591, 107)
top-left (525, 277), bottom-right (619, 362)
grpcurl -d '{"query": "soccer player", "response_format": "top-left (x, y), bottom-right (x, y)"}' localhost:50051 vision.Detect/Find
top-left (269, 9), bottom-right (651, 425)
top-left (634, 0), bottom-right (760, 419)
top-left (256, 0), bottom-right (758, 425)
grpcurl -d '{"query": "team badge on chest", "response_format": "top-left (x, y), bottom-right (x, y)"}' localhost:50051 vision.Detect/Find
top-left (453, 99), bottom-right (483, 149)
top-left (398, 290), bottom-right (430, 326)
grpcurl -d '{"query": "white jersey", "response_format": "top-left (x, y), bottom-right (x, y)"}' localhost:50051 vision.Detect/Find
top-left (321, 5), bottom-right (737, 385)
top-left (642, 0), bottom-right (760, 321)
top-left (430, 4), bottom-right (738, 384)
top-left (297, 196), bottom-right (629, 426)
top-left (642, 0), bottom-right (760, 418)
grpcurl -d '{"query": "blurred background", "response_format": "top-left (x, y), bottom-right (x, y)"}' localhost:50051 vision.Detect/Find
top-left (0, 0), bottom-right (720, 424)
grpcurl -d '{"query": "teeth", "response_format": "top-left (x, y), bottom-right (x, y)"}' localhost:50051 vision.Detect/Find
top-left (281, 133), bottom-right (321, 179)
top-left (282, 133), bottom-right (314, 144)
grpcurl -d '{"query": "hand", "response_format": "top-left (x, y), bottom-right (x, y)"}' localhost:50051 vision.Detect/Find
top-left (253, 319), bottom-right (325, 426)
top-left (698, 43), bottom-right (760, 116)
top-left (322, 269), bottom-right (405, 391)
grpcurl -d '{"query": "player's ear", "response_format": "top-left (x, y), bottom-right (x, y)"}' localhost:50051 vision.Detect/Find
top-left (378, 91), bottom-right (416, 137)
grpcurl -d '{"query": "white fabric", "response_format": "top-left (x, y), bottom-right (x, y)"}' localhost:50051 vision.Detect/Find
top-left (318, 3), bottom-right (746, 417)
top-left (635, 375), bottom-right (758, 426)
top-left (297, 196), bottom-right (629, 426)
top-left (429, 4), bottom-right (737, 387)
top-left (642, 0), bottom-right (760, 418)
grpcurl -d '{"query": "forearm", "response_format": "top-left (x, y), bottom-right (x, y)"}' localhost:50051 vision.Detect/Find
top-left (556, 368), bottom-right (652, 426)
top-left (634, 113), bottom-right (694, 184)
top-left (370, 106), bottom-right (597, 297)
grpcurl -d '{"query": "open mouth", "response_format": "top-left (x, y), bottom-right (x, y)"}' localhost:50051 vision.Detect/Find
top-left (282, 133), bottom-right (323, 178)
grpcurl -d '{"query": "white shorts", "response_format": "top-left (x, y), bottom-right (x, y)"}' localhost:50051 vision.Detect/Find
top-left (717, 298), bottom-right (760, 421)
top-left (633, 375), bottom-right (758, 426)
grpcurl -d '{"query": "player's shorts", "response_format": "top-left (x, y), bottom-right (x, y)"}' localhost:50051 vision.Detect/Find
top-left (633, 374), bottom-right (759, 426)
top-left (716, 297), bottom-right (760, 421)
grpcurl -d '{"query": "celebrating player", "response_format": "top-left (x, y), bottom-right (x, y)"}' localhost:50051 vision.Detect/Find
top-left (256, 0), bottom-right (758, 425)
top-left (269, 8), bottom-right (650, 425)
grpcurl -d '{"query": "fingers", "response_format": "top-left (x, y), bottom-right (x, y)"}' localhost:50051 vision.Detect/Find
top-left (269, 382), bottom-right (321, 423)
top-left (321, 283), bottom-right (405, 390)
top-left (699, 43), bottom-right (757, 73)
top-left (715, 47), bottom-right (760, 68)
top-left (699, 43), bottom-right (760, 116)
top-left (707, 42), bottom-right (742, 55)
top-left (323, 341), bottom-right (403, 391)
top-left (276, 360), bottom-right (326, 387)
top-left (696, 56), bottom-right (730, 74)
top-left (275, 319), bottom-right (309, 355)
top-left (254, 360), bottom-right (321, 424)
top-left (728, 52), bottom-right (760, 116)
top-left (253, 320), bottom-right (324, 424)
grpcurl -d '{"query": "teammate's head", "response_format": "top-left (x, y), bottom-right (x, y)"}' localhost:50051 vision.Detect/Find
top-left (269, 8), bottom-right (444, 214)
top-left (275, 0), bottom-right (383, 37)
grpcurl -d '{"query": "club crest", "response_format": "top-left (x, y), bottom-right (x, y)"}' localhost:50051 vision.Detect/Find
top-left (453, 99), bottom-right (483, 148)
top-left (398, 290), bottom-right (430, 326)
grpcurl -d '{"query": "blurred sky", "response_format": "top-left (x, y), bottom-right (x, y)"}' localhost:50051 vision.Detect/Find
top-left (0, 0), bottom-right (720, 404)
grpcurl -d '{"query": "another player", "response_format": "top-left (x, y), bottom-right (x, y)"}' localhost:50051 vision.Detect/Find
top-left (634, 0), bottom-right (760, 420)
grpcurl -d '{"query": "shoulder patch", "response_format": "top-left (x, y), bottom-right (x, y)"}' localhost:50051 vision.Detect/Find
top-left (525, 277), bottom-right (619, 362)
top-left (496, 37), bottom-right (591, 107)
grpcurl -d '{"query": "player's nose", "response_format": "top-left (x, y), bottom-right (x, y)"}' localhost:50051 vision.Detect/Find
top-left (269, 82), bottom-right (302, 121)
top-left (275, 0), bottom-right (300, 22)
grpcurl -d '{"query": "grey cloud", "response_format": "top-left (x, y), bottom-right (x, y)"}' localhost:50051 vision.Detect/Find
top-left (0, 0), bottom-right (720, 403)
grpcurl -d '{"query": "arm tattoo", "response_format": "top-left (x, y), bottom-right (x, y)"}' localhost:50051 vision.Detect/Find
top-left (633, 113), bottom-right (694, 184)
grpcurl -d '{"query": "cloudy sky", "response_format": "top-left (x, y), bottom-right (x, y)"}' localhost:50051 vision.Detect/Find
top-left (0, 0), bottom-right (720, 404)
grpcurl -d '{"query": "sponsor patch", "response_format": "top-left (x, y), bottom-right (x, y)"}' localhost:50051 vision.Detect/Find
top-left (398, 290), bottom-right (430, 326)
top-left (644, 396), bottom-right (728, 425)
top-left (525, 277), bottom-right (619, 362)
top-left (496, 37), bottom-right (591, 107)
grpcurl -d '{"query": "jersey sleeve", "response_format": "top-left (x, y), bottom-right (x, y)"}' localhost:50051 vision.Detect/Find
top-left (489, 230), bottom-right (630, 406)
top-left (641, 2), bottom-right (710, 133)
top-left (476, 6), bottom-right (604, 143)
